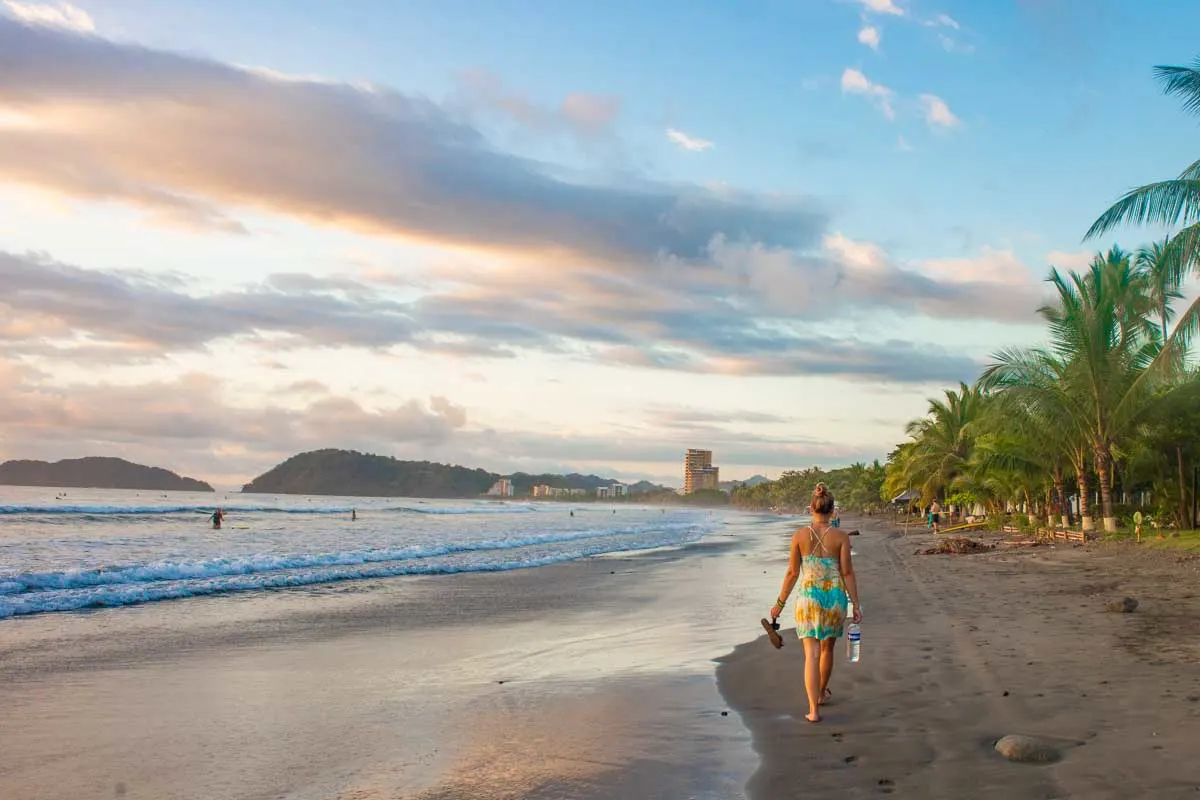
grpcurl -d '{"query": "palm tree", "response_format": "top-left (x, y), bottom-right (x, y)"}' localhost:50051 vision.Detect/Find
top-left (901, 382), bottom-right (987, 503)
top-left (1135, 238), bottom-right (1186, 344)
top-left (983, 345), bottom-right (1096, 528)
top-left (1087, 60), bottom-right (1200, 353)
top-left (985, 255), bottom-right (1168, 532)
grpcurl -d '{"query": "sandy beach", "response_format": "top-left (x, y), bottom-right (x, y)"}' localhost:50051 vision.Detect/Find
top-left (2, 512), bottom-right (1199, 799)
top-left (720, 516), bottom-right (1200, 799)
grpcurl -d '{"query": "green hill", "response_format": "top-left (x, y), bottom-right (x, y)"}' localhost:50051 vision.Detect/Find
top-left (0, 457), bottom-right (213, 491)
top-left (242, 450), bottom-right (495, 497)
top-left (241, 449), bottom-right (668, 498)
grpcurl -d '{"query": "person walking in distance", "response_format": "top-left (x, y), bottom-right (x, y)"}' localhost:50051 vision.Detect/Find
top-left (769, 483), bottom-right (862, 723)
top-left (929, 499), bottom-right (942, 534)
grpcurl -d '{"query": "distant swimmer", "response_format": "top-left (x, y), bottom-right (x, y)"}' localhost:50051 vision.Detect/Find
top-left (211, 508), bottom-right (224, 530)
top-left (570, 510), bottom-right (575, 517)
top-left (352, 509), bottom-right (357, 521)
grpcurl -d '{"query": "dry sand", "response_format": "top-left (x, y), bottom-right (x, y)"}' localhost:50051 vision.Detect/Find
top-left (719, 516), bottom-right (1200, 799)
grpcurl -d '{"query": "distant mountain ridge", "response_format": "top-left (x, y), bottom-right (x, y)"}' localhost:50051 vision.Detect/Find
top-left (0, 457), bottom-right (213, 491)
top-left (242, 449), bottom-right (666, 498)
top-left (719, 474), bottom-right (769, 492)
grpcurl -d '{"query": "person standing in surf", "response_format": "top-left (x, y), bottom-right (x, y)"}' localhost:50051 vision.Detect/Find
top-left (768, 483), bottom-right (862, 723)
top-left (211, 508), bottom-right (224, 530)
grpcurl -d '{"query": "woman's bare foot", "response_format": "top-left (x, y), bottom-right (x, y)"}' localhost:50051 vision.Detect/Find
top-left (820, 688), bottom-right (832, 705)
top-left (805, 711), bottom-right (821, 723)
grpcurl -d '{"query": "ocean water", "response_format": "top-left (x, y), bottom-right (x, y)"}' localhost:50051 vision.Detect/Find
top-left (0, 487), bottom-right (718, 619)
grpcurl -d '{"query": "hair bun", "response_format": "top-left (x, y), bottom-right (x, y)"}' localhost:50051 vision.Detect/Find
top-left (813, 483), bottom-right (828, 496)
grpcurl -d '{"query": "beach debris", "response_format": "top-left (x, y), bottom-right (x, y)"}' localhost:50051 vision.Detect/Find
top-left (994, 734), bottom-right (1062, 763)
top-left (848, 529), bottom-right (860, 536)
top-left (720, 710), bottom-right (728, 716)
top-left (1104, 596), bottom-right (1139, 613)
top-left (920, 536), bottom-right (996, 555)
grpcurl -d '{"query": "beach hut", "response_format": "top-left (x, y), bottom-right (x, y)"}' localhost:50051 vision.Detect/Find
top-left (891, 488), bottom-right (920, 507)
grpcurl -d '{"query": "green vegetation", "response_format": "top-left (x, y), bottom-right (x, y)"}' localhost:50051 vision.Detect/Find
top-left (730, 462), bottom-right (885, 513)
top-left (0, 457), bottom-right (213, 491)
top-left (242, 449), bottom-right (667, 498)
top-left (884, 58), bottom-right (1200, 540)
top-left (243, 450), bottom-right (497, 497)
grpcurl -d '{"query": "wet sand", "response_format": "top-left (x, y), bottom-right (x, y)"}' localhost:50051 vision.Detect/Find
top-left (0, 522), bottom-right (776, 800)
top-left (719, 517), bottom-right (1200, 799)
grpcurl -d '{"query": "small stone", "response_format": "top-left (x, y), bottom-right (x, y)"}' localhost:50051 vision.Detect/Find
top-left (1002, 691), bottom-right (1009, 697)
top-left (995, 734), bottom-right (1061, 763)
top-left (720, 710), bottom-right (728, 716)
top-left (1104, 597), bottom-right (1138, 613)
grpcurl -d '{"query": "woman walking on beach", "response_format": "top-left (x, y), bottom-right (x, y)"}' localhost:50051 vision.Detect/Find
top-left (769, 483), bottom-right (862, 723)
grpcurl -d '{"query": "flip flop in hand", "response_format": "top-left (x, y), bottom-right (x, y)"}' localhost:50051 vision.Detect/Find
top-left (760, 617), bottom-right (784, 649)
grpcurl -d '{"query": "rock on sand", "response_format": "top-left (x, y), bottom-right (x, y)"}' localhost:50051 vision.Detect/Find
top-left (994, 734), bottom-right (1061, 763)
top-left (1104, 597), bottom-right (1139, 613)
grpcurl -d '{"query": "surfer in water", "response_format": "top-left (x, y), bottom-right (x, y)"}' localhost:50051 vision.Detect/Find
top-left (211, 508), bottom-right (224, 530)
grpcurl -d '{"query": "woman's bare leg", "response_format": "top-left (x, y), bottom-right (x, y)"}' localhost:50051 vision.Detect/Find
top-left (819, 638), bottom-right (836, 702)
top-left (802, 637), bottom-right (822, 722)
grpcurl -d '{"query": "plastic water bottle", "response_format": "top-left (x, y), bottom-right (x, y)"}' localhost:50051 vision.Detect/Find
top-left (846, 606), bottom-right (861, 663)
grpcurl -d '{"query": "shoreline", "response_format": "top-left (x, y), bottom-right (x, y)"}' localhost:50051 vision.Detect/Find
top-left (0, 523), bottom-right (774, 800)
top-left (717, 515), bottom-right (1200, 799)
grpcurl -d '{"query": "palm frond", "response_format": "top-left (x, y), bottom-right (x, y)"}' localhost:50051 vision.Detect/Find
top-left (1155, 61), bottom-right (1200, 116)
top-left (1083, 179), bottom-right (1200, 240)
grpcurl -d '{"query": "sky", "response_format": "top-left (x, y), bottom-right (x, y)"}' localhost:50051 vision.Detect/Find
top-left (2, 0), bottom-right (1199, 489)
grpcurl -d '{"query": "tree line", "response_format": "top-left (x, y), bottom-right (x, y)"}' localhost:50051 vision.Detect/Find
top-left (883, 58), bottom-right (1200, 533)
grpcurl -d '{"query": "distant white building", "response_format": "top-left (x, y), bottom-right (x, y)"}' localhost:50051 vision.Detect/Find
top-left (487, 478), bottom-right (514, 497)
top-left (613, 484), bottom-right (627, 497)
top-left (596, 486), bottom-right (611, 499)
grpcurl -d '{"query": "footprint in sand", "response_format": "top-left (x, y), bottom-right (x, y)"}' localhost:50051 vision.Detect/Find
top-left (832, 732), bottom-right (845, 742)
top-left (878, 778), bottom-right (895, 794)
top-left (844, 755), bottom-right (858, 764)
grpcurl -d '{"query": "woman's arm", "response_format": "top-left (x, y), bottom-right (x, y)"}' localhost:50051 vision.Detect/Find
top-left (769, 532), bottom-right (802, 619)
top-left (839, 535), bottom-right (862, 620)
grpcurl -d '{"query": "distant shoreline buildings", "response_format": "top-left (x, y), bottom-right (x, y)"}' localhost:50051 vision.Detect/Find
top-left (684, 449), bottom-right (719, 493)
top-left (486, 478), bottom-right (514, 497)
top-left (531, 484), bottom-right (588, 498)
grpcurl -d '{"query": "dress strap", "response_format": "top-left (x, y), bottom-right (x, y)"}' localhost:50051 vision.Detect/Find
top-left (809, 524), bottom-right (831, 557)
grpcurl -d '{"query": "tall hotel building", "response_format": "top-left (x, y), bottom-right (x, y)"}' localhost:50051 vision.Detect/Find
top-left (684, 449), bottom-right (719, 493)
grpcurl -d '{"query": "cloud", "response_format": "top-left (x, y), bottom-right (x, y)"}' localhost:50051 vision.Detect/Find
top-left (937, 33), bottom-right (975, 54)
top-left (665, 127), bottom-right (714, 152)
top-left (0, 365), bottom-right (468, 482)
top-left (840, 68), bottom-right (895, 120)
top-left (0, 357), bottom-right (887, 485)
top-left (931, 13), bottom-right (959, 28)
top-left (896, 135), bottom-right (913, 152)
top-left (857, 25), bottom-right (881, 50)
top-left (854, 0), bottom-right (904, 16)
top-left (1045, 248), bottom-right (1093, 272)
top-left (0, 19), bottom-right (822, 262)
top-left (1, 1), bottom-right (92, 31)
top-left (0, 251), bottom-right (419, 352)
top-left (454, 69), bottom-right (620, 139)
top-left (2, 240), bottom-right (1028, 384)
top-left (918, 93), bottom-right (960, 128)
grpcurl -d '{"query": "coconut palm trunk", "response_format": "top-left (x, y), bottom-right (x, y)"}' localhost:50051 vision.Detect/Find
top-left (1095, 445), bottom-right (1118, 532)
top-left (1053, 467), bottom-right (1069, 528)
